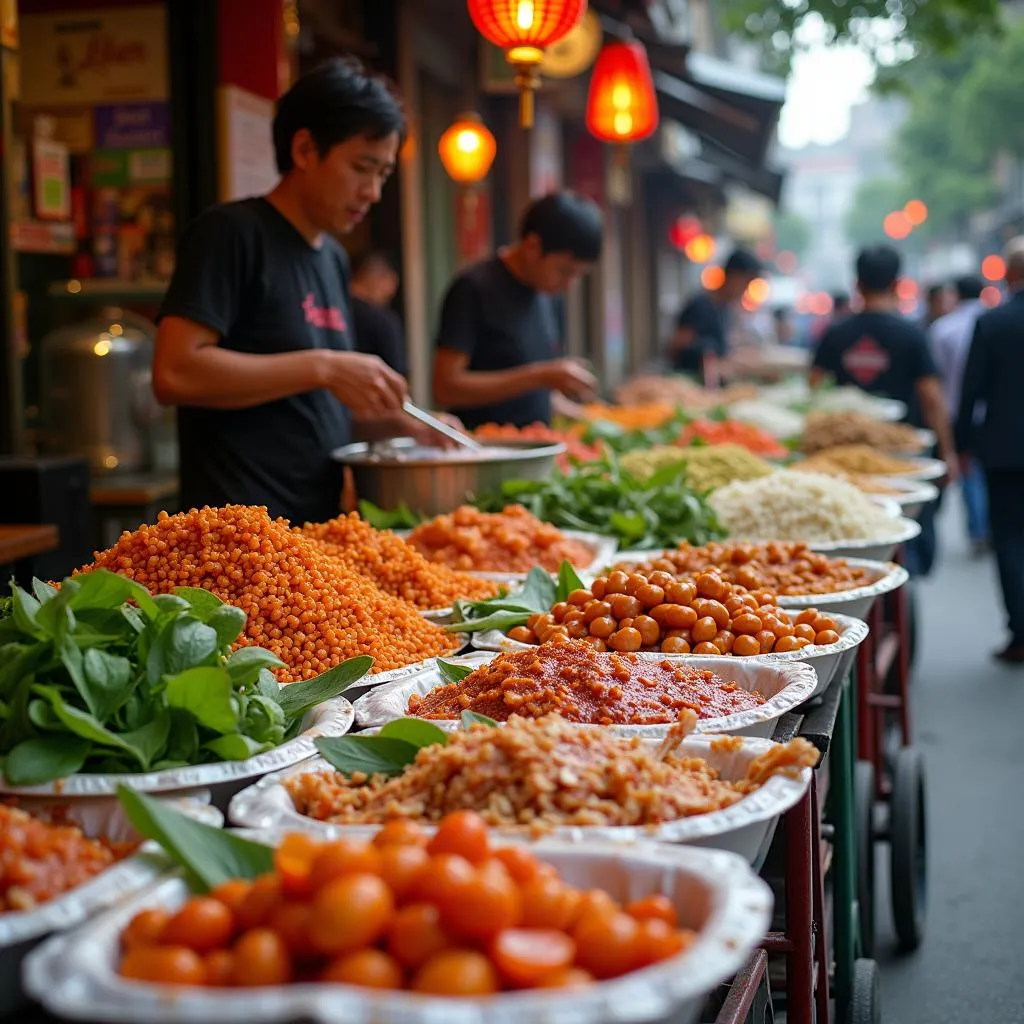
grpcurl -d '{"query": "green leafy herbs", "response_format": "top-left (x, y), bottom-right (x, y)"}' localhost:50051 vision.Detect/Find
top-left (437, 659), bottom-right (474, 685)
top-left (357, 500), bottom-right (423, 530)
top-left (315, 713), bottom-right (496, 778)
top-left (0, 570), bottom-right (372, 785)
top-left (117, 786), bottom-right (273, 890)
top-left (475, 453), bottom-right (725, 550)
top-left (447, 561), bottom-right (585, 634)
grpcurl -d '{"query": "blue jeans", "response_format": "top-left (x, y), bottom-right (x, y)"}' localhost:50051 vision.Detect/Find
top-left (961, 460), bottom-right (989, 543)
top-left (984, 469), bottom-right (1024, 644)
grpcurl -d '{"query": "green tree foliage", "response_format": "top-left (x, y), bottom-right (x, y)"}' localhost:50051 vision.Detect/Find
top-left (721, 0), bottom-right (1001, 72)
top-left (842, 177), bottom-right (912, 249)
top-left (956, 18), bottom-right (1024, 160)
top-left (773, 209), bottom-right (811, 256)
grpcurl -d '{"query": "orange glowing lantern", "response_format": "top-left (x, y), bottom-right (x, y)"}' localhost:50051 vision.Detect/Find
top-left (585, 40), bottom-right (659, 145)
top-left (467, 0), bottom-right (587, 127)
top-left (438, 113), bottom-right (497, 184)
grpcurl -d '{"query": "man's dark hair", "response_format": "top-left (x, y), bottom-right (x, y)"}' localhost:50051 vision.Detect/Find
top-left (352, 249), bottom-right (397, 278)
top-left (724, 249), bottom-right (761, 276)
top-left (926, 282), bottom-right (947, 301)
top-left (856, 246), bottom-right (901, 293)
top-left (273, 58), bottom-right (405, 174)
top-left (520, 192), bottom-right (603, 261)
top-left (955, 275), bottom-right (983, 301)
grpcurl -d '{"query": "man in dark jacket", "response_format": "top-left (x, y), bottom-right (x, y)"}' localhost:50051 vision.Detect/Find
top-left (956, 238), bottom-right (1024, 663)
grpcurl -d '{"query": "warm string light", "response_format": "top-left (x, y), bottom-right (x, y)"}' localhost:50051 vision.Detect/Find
top-left (438, 114), bottom-right (497, 184)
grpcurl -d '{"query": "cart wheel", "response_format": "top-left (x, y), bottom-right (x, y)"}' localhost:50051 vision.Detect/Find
top-left (849, 958), bottom-right (881, 1024)
top-left (890, 746), bottom-right (927, 950)
top-left (855, 760), bottom-right (876, 958)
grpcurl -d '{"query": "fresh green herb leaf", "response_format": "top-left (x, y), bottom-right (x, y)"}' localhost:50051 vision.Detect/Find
top-left (32, 684), bottom-right (148, 765)
top-left (152, 594), bottom-right (191, 616)
top-left (82, 648), bottom-right (134, 721)
top-left (117, 785), bottom-right (273, 889)
top-left (225, 646), bottom-right (288, 688)
top-left (378, 718), bottom-right (448, 748)
top-left (461, 710), bottom-right (499, 729)
top-left (315, 735), bottom-right (420, 777)
top-left (275, 656), bottom-right (372, 721)
top-left (437, 659), bottom-right (474, 685)
top-left (555, 560), bottom-right (586, 601)
top-left (3, 735), bottom-right (91, 785)
top-left (68, 570), bottom-right (158, 619)
top-left (172, 586), bottom-right (224, 620)
top-left (358, 500), bottom-right (422, 530)
top-left (205, 605), bottom-right (248, 649)
top-left (165, 667), bottom-right (238, 734)
top-left (203, 733), bottom-right (271, 761)
top-left (32, 579), bottom-right (58, 604)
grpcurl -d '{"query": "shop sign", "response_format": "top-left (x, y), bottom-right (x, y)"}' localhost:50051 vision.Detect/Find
top-left (92, 147), bottom-right (170, 188)
top-left (32, 137), bottom-right (71, 220)
top-left (95, 101), bottom-right (169, 149)
top-left (19, 5), bottom-right (168, 107)
top-left (19, 106), bottom-right (95, 153)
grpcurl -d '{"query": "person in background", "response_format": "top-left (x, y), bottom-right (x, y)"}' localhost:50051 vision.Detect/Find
top-left (921, 282), bottom-right (953, 330)
top-left (930, 274), bottom-right (989, 554)
top-left (956, 238), bottom-right (1024, 664)
top-left (669, 248), bottom-right (761, 386)
top-left (773, 307), bottom-right (797, 346)
top-left (432, 191), bottom-right (601, 430)
top-left (810, 292), bottom-right (852, 347)
top-left (811, 245), bottom-right (958, 578)
top-left (153, 59), bottom-right (439, 526)
top-left (349, 250), bottom-right (408, 377)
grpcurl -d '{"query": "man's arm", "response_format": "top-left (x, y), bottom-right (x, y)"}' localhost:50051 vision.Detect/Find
top-left (955, 319), bottom-right (989, 456)
top-left (915, 375), bottom-right (958, 479)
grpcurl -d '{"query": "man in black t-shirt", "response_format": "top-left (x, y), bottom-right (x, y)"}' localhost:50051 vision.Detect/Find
top-left (154, 61), bottom-right (435, 525)
top-left (432, 192), bottom-right (602, 430)
top-left (812, 245), bottom-right (958, 576)
top-left (350, 250), bottom-right (408, 377)
top-left (669, 249), bottom-right (761, 383)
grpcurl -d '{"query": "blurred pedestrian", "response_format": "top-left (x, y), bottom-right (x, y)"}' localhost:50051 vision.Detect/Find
top-left (832, 292), bottom-right (853, 320)
top-left (811, 245), bottom-right (958, 578)
top-left (350, 250), bottom-right (408, 377)
top-left (920, 282), bottom-right (953, 330)
top-left (956, 238), bottom-right (1024, 664)
top-left (930, 274), bottom-right (988, 553)
top-left (669, 248), bottom-right (761, 386)
top-left (773, 307), bottom-right (796, 346)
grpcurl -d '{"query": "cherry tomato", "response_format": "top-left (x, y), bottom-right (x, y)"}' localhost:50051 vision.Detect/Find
top-left (386, 902), bottom-right (452, 969)
top-left (203, 949), bottom-right (235, 987)
top-left (266, 900), bottom-right (317, 958)
top-left (492, 846), bottom-right (552, 885)
top-left (234, 873), bottom-right (282, 931)
top-left (426, 809), bottom-right (490, 864)
top-left (573, 911), bottom-right (641, 979)
top-left (321, 948), bottom-right (403, 989)
top-left (520, 876), bottom-right (582, 931)
top-left (379, 843), bottom-right (430, 903)
top-left (490, 928), bottom-right (576, 987)
top-left (161, 897), bottom-right (235, 954)
top-left (120, 945), bottom-right (206, 987)
top-left (121, 908), bottom-right (170, 951)
top-left (634, 920), bottom-right (688, 966)
top-left (409, 852), bottom-right (476, 907)
top-left (308, 840), bottom-right (382, 893)
top-left (441, 860), bottom-right (521, 939)
top-left (412, 949), bottom-right (500, 996)
top-left (208, 879), bottom-right (252, 919)
top-left (536, 967), bottom-right (595, 989)
top-left (274, 833), bottom-right (319, 898)
top-left (626, 894), bottom-right (678, 927)
top-left (231, 928), bottom-right (293, 987)
top-left (310, 873), bottom-right (394, 956)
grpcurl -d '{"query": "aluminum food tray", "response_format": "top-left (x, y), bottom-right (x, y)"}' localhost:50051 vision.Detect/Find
top-left (352, 651), bottom-right (820, 738)
top-left (867, 476), bottom-right (939, 520)
top-left (0, 697), bottom-right (355, 811)
top-left (467, 613), bottom-right (867, 700)
top-left (23, 835), bottom-right (772, 1024)
top-left (1, 794), bottom-right (220, 1014)
top-left (228, 734), bottom-right (812, 865)
top-left (808, 517), bottom-right (921, 563)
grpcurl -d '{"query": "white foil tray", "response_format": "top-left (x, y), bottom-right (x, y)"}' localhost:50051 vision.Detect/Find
top-left (23, 835), bottom-right (772, 1024)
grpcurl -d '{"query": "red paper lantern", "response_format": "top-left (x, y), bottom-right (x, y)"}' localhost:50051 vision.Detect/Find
top-left (585, 40), bottom-right (659, 145)
top-left (668, 215), bottom-right (703, 250)
top-left (468, 0), bottom-right (587, 127)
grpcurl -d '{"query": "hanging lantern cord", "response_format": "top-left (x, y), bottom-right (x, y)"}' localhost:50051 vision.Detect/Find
top-left (513, 65), bottom-right (541, 128)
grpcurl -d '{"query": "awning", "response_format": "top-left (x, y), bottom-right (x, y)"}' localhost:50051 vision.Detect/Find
top-left (652, 55), bottom-right (785, 169)
top-left (697, 141), bottom-right (786, 205)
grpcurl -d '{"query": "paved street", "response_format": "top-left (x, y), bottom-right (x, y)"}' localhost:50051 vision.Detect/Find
top-left (876, 501), bottom-right (1024, 1023)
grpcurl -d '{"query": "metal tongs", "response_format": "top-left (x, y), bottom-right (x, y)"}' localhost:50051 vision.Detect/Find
top-left (403, 401), bottom-right (482, 450)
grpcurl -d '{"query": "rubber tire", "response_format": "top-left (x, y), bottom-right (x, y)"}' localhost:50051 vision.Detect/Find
top-left (890, 746), bottom-right (928, 950)
top-left (849, 958), bottom-right (881, 1024)
top-left (855, 760), bottom-right (877, 958)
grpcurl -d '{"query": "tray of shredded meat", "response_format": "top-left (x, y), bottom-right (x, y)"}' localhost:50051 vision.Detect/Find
top-left (353, 645), bottom-right (818, 739)
top-left (228, 715), bottom-right (817, 864)
top-left (470, 614), bottom-right (868, 700)
top-left (25, 832), bottom-right (771, 1024)
top-left (1, 794), bottom-right (221, 1013)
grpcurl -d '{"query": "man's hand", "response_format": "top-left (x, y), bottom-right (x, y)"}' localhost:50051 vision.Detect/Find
top-left (319, 351), bottom-right (407, 418)
top-left (940, 448), bottom-right (961, 486)
top-left (543, 358), bottom-right (598, 402)
top-left (404, 411), bottom-right (469, 447)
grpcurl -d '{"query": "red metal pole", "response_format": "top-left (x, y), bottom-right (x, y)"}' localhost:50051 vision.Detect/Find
top-left (785, 789), bottom-right (815, 1024)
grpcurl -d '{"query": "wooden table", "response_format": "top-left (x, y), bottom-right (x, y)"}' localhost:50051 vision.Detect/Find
top-left (0, 524), bottom-right (60, 588)
top-left (90, 473), bottom-right (179, 548)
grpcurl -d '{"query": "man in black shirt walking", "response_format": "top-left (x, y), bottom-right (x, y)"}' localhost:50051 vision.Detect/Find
top-left (153, 60), bottom-right (441, 525)
top-left (956, 238), bottom-right (1024, 664)
top-left (432, 192), bottom-right (601, 430)
top-left (812, 246), bottom-right (958, 577)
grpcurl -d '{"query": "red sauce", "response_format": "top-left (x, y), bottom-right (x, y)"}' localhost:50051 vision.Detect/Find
top-left (408, 641), bottom-right (766, 725)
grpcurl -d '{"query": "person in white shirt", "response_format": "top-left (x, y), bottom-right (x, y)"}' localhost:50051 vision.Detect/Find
top-left (930, 275), bottom-right (989, 552)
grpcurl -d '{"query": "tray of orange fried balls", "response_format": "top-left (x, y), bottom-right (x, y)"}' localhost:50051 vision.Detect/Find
top-left (22, 811), bottom-right (774, 1024)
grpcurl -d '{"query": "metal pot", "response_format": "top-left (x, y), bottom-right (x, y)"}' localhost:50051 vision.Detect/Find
top-left (333, 438), bottom-right (564, 516)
